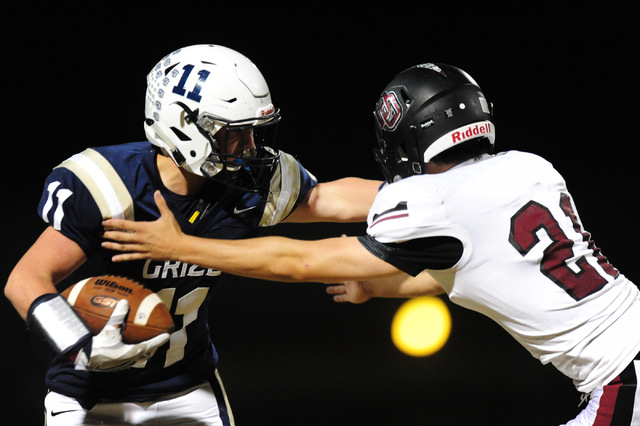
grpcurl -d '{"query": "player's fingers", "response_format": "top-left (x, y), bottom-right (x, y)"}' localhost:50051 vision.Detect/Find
top-left (154, 190), bottom-right (171, 216)
top-left (102, 218), bottom-right (134, 231)
top-left (101, 230), bottom-right (144, 246)
top-left (105, 299), bottom-right (129, 328)
top-left (142, 332), bottom-right (170, 350)
top-left (325, 284), bottom-right (346, 295)
top-left (326, 285), bottom-right (350, 303)
top-left (102, 240), bottom-right (144, 253)
top-left (102, 229), bottom-right (137, 243)
top-left (110, 252), bottom-right (148, 263)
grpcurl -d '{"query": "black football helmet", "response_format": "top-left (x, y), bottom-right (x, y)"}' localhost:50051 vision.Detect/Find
top-left (373, 63), bottom-right (495, 182)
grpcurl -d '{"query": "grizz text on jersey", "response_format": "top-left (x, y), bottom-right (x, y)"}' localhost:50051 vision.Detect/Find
top-left (142, 259), bottom-right (221, 280)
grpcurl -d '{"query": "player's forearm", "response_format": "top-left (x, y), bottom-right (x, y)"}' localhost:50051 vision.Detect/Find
top-left (362, 271), bottom-right (445, 299)
top-left (5, 264), bottom-right (59, 320)
top-left (6, 227), bottom-right (86, 320)
top-left (172, 234), bottom-right (327, 282)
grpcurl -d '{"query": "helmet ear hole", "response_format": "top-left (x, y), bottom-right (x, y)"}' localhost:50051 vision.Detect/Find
top-left (399, 89), bottom-right (412, 107)
top-left (397, 145), bottom-right (409, 162)
top-left (170, 127), bottom-right (192, 142)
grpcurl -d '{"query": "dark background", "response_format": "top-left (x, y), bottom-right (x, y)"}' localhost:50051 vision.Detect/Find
top-left (2, 4), bottom-right (638, 425)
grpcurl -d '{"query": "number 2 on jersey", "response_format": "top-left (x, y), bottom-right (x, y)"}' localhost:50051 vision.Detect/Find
top-left (509, 193), bottom-right (618, 301)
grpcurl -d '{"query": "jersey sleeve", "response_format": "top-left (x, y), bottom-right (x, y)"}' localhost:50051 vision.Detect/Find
top-left (258, 149), bottom-right (317, 227)
top-left (358, 234), bottom-right (463, 276)
top-left (38, 166), bottom-right (104, 255)
top-left (37, 148), bottom-right (136, 255)
top-left (360, 179), bottom-right (465, 276)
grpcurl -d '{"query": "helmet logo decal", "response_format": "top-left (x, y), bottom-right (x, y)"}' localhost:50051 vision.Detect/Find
top-left (375, 91), bottom-right (403, 131)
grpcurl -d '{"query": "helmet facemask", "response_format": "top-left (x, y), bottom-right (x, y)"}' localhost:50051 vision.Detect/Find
top-left (373, 122), bottom-right (422, 183)
top-left (178, 101), bottom-right (281, 199)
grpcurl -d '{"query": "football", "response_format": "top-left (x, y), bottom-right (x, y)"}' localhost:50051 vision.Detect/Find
top-left (61, 275), bottom-right (174, 344)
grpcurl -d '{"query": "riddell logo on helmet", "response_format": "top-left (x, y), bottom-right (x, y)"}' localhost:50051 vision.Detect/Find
top-left (260, 105), bottom-right (275, 116)
top-left (451, 123), bottom-right (492, 143)
top-left (376, 91), bottom-right (402, 131)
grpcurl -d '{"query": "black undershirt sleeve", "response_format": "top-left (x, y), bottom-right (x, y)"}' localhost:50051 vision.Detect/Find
top-left (358, 234), bottom-right (463, 277)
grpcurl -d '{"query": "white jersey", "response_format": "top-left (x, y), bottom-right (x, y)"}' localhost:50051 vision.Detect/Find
top-left (364, 151), bottom-right (640, 393)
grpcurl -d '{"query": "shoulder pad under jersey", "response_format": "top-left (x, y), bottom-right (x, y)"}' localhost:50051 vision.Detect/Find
top-left (54, 148), bottom-right (134, 220)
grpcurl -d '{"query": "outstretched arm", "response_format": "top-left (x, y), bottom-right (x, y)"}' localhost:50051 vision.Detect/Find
top-left (103, 191), bottom-right (399, 283)
top-left (326, 271), bottom-right (445, 304)
top-left (284, 177), bottom-right (381, 223)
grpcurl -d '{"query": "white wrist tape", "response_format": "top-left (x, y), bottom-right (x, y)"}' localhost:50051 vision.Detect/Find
top-left (27, 293), bottom-right (91, 354)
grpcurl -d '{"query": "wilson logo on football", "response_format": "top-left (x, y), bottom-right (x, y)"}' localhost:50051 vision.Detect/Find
top-left (376, 91), bottom-right (403, 131)
top-left (90, 295), bottom-right (119, 309)
top-left (94, 278), bottom-right (133, 294)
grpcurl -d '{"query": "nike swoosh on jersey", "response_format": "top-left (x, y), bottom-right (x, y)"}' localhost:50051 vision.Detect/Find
top-left (233, 205), bottom-right (257, 214)
top-left (51, 409), bottom-right (80, 416)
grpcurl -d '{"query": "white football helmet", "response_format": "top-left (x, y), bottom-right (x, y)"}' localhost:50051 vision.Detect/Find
top-left (144, 44), bottom-right (281, 194)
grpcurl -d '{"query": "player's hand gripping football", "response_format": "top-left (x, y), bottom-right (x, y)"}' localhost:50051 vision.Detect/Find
top-left (102, 191), bottom-right (183, 262)
top-left (74, 299), bottom-right (170, 372)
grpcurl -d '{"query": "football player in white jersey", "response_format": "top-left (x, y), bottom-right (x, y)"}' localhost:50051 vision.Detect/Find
top-left (103, 62), bottom-right (640, 425)
top-left (4, 44), bottom-right (381, 425)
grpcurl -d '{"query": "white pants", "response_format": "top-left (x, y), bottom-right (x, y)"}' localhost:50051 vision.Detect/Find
top-left (562, 359), bottom-right (640, 425)
top-left (44, 378), bottom-right (234, 425)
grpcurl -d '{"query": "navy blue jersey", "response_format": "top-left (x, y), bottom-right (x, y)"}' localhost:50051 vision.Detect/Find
top-left (38, 141), bottom-right (317, 408)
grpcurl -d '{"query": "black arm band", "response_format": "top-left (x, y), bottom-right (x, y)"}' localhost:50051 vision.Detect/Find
top-left (26, 293), bottom-right (92, 355)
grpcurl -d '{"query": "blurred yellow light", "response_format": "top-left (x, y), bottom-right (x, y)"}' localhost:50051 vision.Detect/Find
top-left (391, 296), bottom-right (451, 357)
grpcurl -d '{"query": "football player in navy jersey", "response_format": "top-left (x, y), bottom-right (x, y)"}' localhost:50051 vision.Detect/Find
top-left (104, 63), bottom-right (640, 425)
top-left (4, 44), bottom-right (380, 425)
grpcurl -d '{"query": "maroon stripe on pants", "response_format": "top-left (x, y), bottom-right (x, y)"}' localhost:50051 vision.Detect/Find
top-left (593, 376), bottom-right (623, 426)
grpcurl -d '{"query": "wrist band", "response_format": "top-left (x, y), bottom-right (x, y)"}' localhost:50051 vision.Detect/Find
top-left (26, 293), bottom-right (91, 354)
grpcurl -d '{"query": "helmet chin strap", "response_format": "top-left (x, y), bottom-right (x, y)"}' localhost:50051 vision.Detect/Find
top-left (174, 101), bottom-right (220, 148)
top-left (145, 118), bottom-right (187, 166)
top-left (174, 101), bottom-right (200, 126)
